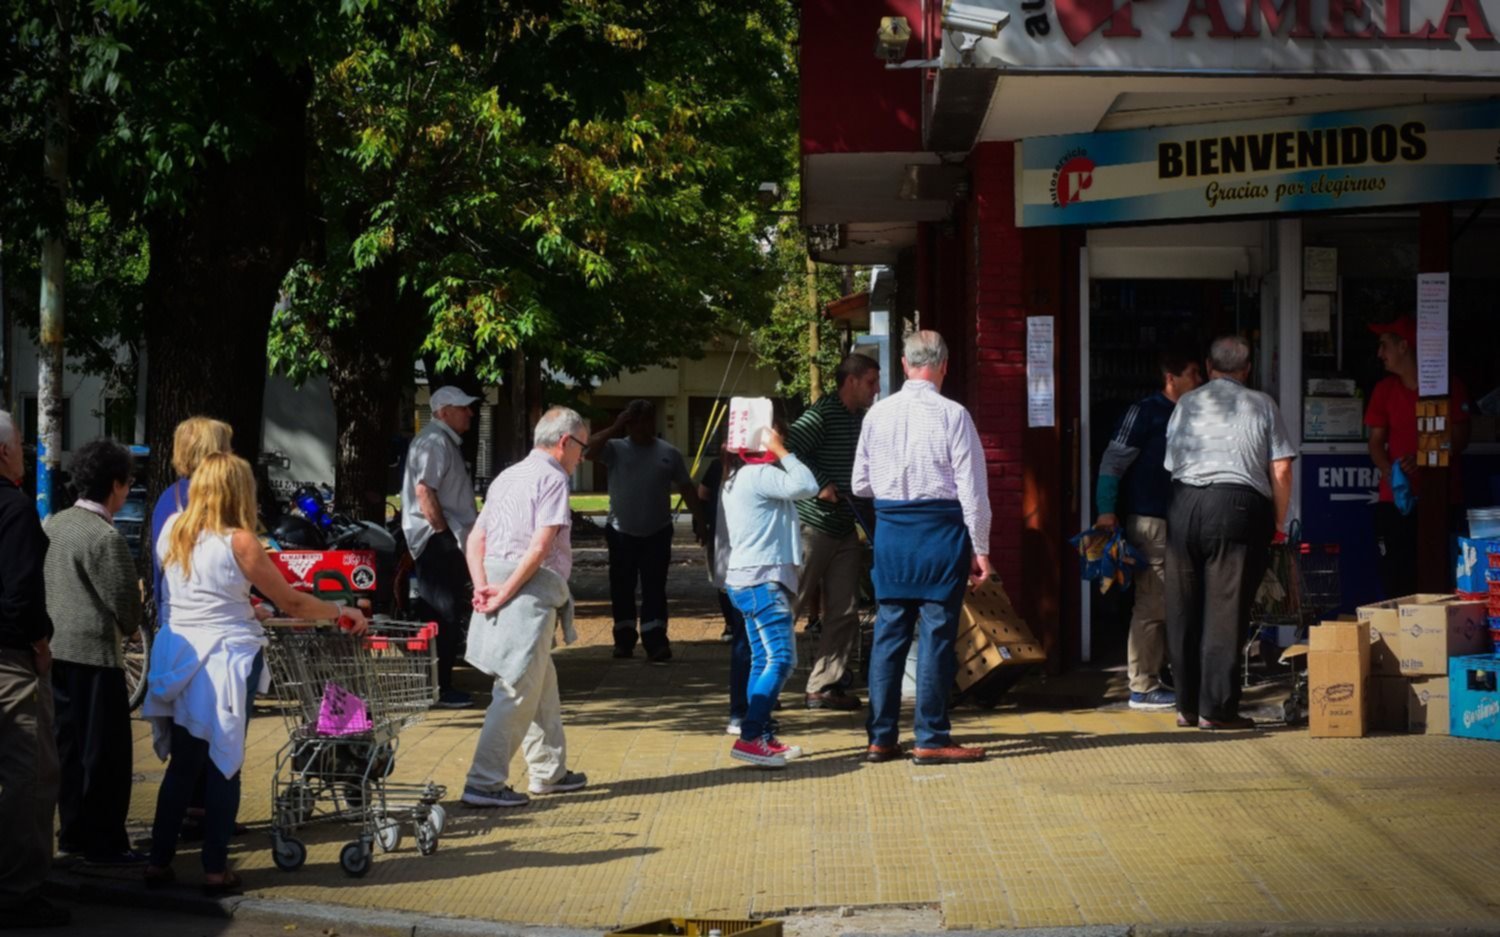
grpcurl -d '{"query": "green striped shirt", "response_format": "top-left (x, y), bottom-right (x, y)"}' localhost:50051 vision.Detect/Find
top-left (786, 395), bottom-right (864, 537)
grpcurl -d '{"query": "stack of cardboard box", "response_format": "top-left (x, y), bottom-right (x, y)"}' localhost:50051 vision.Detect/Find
top-left (1313, 594), bottom-right (1490, 738)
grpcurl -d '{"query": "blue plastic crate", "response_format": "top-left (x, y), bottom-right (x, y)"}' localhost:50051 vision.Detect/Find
top-left (1450, 654), bottom-right (1500, 741)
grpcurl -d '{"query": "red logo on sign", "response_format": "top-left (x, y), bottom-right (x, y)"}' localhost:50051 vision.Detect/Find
top-left (1052, 154), bottom-right (1096, 207)
top-left (1055, 0), bottom-right (1128, 44)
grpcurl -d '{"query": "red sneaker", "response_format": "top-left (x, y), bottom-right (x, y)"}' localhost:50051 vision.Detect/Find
top-left (731, 737), bottom-right (787, 768)
top-left (763, 736), bottom-right (803, 761)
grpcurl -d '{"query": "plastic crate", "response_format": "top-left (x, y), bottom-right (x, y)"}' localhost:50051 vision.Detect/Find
top-left (607, 921), bottom-right (782, 937)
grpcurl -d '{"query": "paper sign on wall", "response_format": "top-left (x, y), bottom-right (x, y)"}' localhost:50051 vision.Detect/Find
top-left (1027, 316), bottom-right (1055, 428)
top-left (1417, 273), bottom-right (1449, 398)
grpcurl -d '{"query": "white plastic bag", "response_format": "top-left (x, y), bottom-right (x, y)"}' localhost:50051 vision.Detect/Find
top-left (725, 396), bottom-right (774, 452)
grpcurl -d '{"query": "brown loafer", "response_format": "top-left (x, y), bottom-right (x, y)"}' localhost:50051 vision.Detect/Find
top-left (911, 745), bottom-right (985, 765)
top-left (1176, 712), bottom-right (1198, 728)
top-left (1199, 715), bottom-right (1257, 731)
top-left (865, 744), bottom-right (906, 763)
top-left (807, 690), bottom-right (862, 711)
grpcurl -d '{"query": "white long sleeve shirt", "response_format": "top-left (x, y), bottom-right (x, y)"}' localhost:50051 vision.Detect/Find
top-left (851, 379), bottom-right (992, 555)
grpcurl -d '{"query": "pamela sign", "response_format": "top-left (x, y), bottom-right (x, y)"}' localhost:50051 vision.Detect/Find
top-left (1016, 99), bottom-right (1500, 226)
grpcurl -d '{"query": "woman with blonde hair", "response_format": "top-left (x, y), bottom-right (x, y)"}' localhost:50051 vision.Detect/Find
top-left (150, 417), bottom-right (234, 615)
top-left (143, 453), bottom-right (367, 895)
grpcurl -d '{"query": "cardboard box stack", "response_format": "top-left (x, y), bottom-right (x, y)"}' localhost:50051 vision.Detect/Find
top-left (1308, 621), bottom-right (1370, 738)
top-left (1348, 594), bottom-right (1490, 736)
top-left (954, 579), bottom-right (1046, 693)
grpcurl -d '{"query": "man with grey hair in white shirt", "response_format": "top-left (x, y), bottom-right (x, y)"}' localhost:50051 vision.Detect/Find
top-left (852, 330), bottom-right (992, 767)
top-left (1163, 334), bottom-right (1296, 732)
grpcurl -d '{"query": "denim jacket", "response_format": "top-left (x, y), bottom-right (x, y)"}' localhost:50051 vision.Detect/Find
top-left (721, 454), bottom-right (819, 572)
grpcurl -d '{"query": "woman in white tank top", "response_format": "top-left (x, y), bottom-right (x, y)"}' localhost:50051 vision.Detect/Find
top-left (143, 453), bottom-right (367, 895)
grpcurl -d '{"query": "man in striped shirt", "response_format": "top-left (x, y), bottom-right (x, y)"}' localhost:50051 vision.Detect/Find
top-left (1093, 346), bottom-right (1202, 712)
top-left (788, 353), bottom-right (881, 711)
top-left (852, 331), bottom-right (991, 766)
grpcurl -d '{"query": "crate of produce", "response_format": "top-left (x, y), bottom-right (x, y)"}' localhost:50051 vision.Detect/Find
top-left (607, 920), bottom-right (782, 937)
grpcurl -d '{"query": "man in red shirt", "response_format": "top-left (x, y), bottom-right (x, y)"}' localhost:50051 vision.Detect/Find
top-left (1363, 315), bottom-right (1471, 599)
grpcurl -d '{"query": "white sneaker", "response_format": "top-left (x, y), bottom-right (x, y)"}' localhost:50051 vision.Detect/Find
top-left (529, 770), bottom-right (587, 795)
top-left (726, 718), bottom-right (743, 736)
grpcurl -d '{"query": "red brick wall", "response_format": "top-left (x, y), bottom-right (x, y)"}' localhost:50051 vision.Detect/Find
top-left (965, 141), bottom-right (1026, 594)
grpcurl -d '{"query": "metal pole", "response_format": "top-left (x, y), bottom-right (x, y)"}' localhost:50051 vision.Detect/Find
top-left (37, 2), bottom-right (69, 517)
top-left (805, 254), bottom-right (821, 403)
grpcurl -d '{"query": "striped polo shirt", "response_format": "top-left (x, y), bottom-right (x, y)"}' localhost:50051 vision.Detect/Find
top-left (786, 394), bottom-right (864, 537)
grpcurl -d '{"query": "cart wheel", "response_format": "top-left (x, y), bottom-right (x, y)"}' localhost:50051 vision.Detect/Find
top-left (272, 836), bottom-right (307, 872)
top-left (426, 804), bottom-right (447, 837)
top-left (339, 841), bottom-right (372, 878)
top-left (375, 818), bottom-right (401, 853)
top-left (416, 822), bottom-right (439, 856)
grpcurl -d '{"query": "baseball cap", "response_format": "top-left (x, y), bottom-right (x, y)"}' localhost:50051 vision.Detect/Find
top-left (429, 385), bottom-right (479, 412)
top-left (1368, 315), bottom-right (1416, 347)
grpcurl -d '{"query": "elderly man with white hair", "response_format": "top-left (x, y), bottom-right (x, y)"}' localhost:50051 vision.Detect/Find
top-left (460, 407), bottom-right (590, 809)
top-left (0, 410), bottom-right (68, 927)
top-left (1163, 335), bottom-right (1296, 731)
top-left (852, 331), bottom-right (992, 767)
top-left (402, 385), bottom-right (482, 708)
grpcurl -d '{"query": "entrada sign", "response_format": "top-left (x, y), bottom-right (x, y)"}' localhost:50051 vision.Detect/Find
top-left (1017, 99), bottom-right (1500, 226)
top-left (955, 0), bottom-right (1500, 75)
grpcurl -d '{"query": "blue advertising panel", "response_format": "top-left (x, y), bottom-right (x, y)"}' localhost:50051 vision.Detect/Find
top-left (1300, 453), bottom-right (1384, 614)
top-left (1017, 99), bottom-right (1500, 227)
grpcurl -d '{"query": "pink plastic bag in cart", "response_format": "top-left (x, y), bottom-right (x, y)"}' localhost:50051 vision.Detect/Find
top-left (316, 681), bottom-right (372, 736)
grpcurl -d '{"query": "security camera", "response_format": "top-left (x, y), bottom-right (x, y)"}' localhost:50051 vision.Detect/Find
top-left (942, 0), bottom-right (1009, 37)
top-left (874, 16), bottom-right (912, 63)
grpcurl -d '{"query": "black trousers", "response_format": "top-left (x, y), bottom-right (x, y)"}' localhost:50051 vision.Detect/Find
top-left (605, 524), bottom-right (674, 654)
top-left (414, 532), bottom-right (472, 693)
top-left (1165, 483), bottom-right (1274, 722)
top-left (1372, 502), bottom-right (1419, 600)
top-left (52, 660), bottom-right (132, 859)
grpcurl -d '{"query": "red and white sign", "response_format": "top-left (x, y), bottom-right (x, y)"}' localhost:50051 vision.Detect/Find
top-left (953, 0), bottom-right (1500, 75)
top-left (270, 550), bottom-right (378, 595)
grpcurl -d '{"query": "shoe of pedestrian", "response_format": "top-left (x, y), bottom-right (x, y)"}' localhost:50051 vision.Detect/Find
top-left (806, 689), bottom-right (862, 711)
top-left (731, 737), bottom-right (787, 768)
top-left (1128, 689), bottom-right (1177, 711)
top-left (726, 718), bottom-right (743, 736)
top-left (144, 865), bottom-right (177, 890)
top-left (461, 784), bottom-right (531, 808)
top-left (719, 627), bottom-right (734, 644)
top-left (201, 870), bottom-right (243, 899)
top-left (1198, 715), bottom-right (1257, 731)
top-left (529, 770), bottom-right (588, 795)
top-left (1176, 712), bottom-right (1198, 728)
top-left (83, 849), bottom-right (150, 867)
top-left (866, 744), bottom-right (906, 763)
top-left (0, 895), bottom-right (71, 928)
top-left (646, 645), bottom-right (673, 663)
top-left (434, 689), bottom-right (474, 709)
top-left (763, 736), bottom-right (803, 761)
top-left (911, 744), bottom-right (986, 765)
top-left (612, 646), bottom-right (634, 659)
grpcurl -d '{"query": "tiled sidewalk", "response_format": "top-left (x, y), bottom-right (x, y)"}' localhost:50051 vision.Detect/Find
top-left (112, 552), bottom-right (1500, 931)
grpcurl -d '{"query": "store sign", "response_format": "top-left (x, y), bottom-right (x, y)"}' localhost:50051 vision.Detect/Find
top-left (959, 0), bottom-right (1500, 74)
top-left (1017, 99), bottom-right (1500, 226)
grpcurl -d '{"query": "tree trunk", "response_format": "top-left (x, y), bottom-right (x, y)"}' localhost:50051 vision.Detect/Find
top-left (143, 61), bottom-right (310, 503)
top-left (326, 269), bottom-right (427, 522)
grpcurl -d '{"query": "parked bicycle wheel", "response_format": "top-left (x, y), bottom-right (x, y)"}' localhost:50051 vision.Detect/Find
top-left (124, 620), bottom-right (153, 711)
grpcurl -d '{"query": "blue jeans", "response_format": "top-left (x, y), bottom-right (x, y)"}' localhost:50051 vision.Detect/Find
top-left (149, 652), bottom-right (262, 873)
top-left (718, 591), bottom-right (750, 721)
top-left (866, 589), bottom-right (966, 749)
top-left (727, 583), bottom-right (795, 741)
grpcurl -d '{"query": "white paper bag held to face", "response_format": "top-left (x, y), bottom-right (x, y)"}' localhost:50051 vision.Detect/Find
top-left (725, 396), bottom-right (774, 452)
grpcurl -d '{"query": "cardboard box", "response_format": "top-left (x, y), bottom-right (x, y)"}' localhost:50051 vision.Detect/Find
top-left (1407, 676), bottom-right (1450, 735)
top-left (954, 579), bottom-right (1046, 692)
top-left (1397, 597), bottom-right (1490, 676)
top-left (1448, 655), bottom-right (1500, 742)
top-left (1357, 594), bottom-right (1446, 676)
top-left (1308, 621), bottom-right (1371, 738)
top-left (1368, 676), bottom-right (1409, 732)
top-left (1303, 397), bottom-right (1365, 441)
